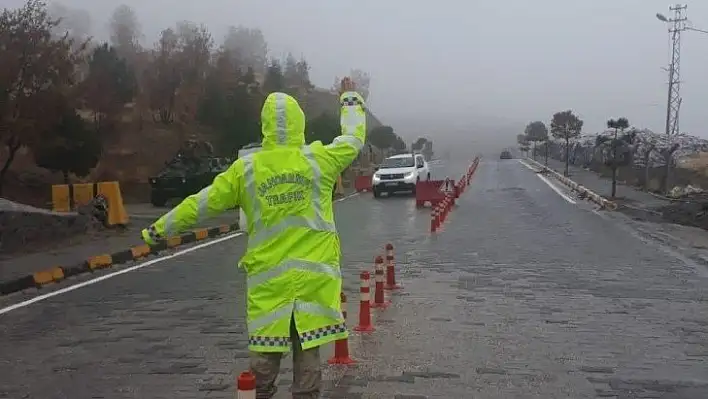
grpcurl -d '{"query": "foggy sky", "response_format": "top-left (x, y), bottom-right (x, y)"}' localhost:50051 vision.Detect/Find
top-left (7, 0), bottom-right (708, 144)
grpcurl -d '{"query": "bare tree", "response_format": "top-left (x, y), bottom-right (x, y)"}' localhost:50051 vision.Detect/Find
top-left (602, 117), bottom-right (630, 198)
top-left (222, 26), bottom-right (268, 74)
top-left (146, 22), bottom-right (212, 127)
top-left (47, 2), bottom-right (91, 44)
top-left (0, 0), bottom-right (84, 194)
top-left (550, 110), bottom-right (583, 177)
top-left (81, 43), bottom-right (136, 133)
top-left (174, 22), bottom-right (213, 128)
top-left (147, 28), bottom-right (179, 124)
top-left (524, 121), bottom-right (548, 161)
top-left (349, 69), bottom-right (370, 100)
top-left (109, 4), bottom-right (141, 60)
top-left (639, 138), bottom-right (656, 191)
top-left (516, 134), bottom-right (530, 156)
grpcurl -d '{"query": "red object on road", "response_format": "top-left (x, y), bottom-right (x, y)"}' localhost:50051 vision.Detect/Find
top-left (384, 243), bottom-right (401, 290)
top-left (372, 256), bottom-right (389, 308)
top-left (353, 271), bottom-right (375, 332)
top-left (430, 206), bottom-right (437, 233)
top-left (237, 371), bottom-right (256, 399)
top-left (354, 175), bottom-right (372, 192)
top-left (328, 292), bottom-right (356, 365)
top-left (466, 157), bottom-right (480, 186)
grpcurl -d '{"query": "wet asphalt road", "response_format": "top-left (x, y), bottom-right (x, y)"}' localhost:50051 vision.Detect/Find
top-left (1, 157), bottom-right (707, 398)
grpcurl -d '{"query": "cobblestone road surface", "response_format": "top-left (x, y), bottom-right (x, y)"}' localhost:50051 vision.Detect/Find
top-left (1, 157), bottom-right (707, 398)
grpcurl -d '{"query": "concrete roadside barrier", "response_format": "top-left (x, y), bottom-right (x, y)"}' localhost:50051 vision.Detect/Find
top-left (525, 158), bottom-right (618, 210)
top-left (0, 223), bottom-right (240, 296)
top-left (52, 181), bottom-right (129, 226)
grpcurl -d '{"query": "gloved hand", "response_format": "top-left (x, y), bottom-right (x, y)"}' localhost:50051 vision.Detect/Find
top-left (141, 226), bottom-right (159, 246)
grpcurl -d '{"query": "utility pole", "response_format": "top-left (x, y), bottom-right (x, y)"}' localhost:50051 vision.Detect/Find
top-left (663, 4), bottom-right (686, 138)
top-left (657, 4), bottom-right (687, 192)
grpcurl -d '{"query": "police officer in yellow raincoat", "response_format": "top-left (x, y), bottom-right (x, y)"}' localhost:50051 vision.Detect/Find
top-left (141, 78), bottom-right (365, 398)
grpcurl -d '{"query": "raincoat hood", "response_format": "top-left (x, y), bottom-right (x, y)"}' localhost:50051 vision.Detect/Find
top-left (260, 92), bottom-right (306, 149)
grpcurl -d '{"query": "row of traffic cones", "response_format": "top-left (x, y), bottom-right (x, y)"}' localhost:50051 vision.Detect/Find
top-left (236, 244), bottom-right (402, 395)
top-left (430, 195), bottom-right (454, 232)
top-left (430, 157), bottom-right (481, 233)
top-left (330, 243), bottom-right (401, 363)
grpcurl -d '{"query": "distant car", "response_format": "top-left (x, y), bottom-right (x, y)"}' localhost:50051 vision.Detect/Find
top-left (371, 153), bottom-right (430, 198)
top-left (500, 150), bottom-right (512, 159)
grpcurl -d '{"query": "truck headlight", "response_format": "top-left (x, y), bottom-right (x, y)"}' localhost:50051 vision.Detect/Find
top-left (404, 172), bottom-right (413, 178)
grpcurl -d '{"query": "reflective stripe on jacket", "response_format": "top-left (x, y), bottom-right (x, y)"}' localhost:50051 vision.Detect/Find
top-left (141, 91), bottom-right (366, 353)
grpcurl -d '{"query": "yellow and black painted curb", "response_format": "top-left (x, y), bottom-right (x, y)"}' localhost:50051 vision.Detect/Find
top-left (0, 223), bottom-right (240, 297)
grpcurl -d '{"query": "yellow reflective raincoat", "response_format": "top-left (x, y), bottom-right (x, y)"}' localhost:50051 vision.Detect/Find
top-left (142, 91), bottom-right (367, 352)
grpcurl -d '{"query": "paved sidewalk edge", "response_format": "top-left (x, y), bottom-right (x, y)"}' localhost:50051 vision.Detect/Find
top-left (0, 223), bottom-right (240, 297)
top-left (524, 158), bottom-right (618, 210)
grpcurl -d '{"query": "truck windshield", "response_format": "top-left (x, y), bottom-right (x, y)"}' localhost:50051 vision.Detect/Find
top-left (380, 157), bottom-right (414, 168)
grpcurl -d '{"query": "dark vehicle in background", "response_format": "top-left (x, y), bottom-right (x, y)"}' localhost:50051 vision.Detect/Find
top-left (149, 155), bottom-right (232, 207)
top-left (500, 150), bottom-right (513, 159)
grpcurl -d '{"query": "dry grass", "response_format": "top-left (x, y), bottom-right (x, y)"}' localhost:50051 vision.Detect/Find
top-left (678, 152), bottom-right (708, 176)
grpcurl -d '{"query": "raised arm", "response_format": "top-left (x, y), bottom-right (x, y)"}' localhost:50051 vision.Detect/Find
top-left (322, 78), bottom-right (367, 174)
top-left (141, 160), bottom-right (243, 244)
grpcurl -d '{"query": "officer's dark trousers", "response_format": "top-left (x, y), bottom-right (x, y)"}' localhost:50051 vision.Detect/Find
top-left (249, 316), bottom-right (321, 399)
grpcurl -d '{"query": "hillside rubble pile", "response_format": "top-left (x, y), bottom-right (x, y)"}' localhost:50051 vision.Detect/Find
top-left (546, 129), bottom-right (708, 230)
top-left (556, 129), bottom-right (708, 168)
top-left (658, 191), bottom-right (708, 230)
top-left (669, 184), bottom-right (705, 198)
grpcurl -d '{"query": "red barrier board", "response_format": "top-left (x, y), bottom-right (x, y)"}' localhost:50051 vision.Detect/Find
top-left (354, 175), bottom-right (372, 192)
top-left (415, 180), bottom-right (447, 207)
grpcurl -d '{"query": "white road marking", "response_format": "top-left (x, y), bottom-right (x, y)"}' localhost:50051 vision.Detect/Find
top-left (335, 192), bottom-right (360, 202)
top-left (0, 191), bottom-right (361, 315)
top-left (0, 233), bottom-right (243, 316)
top-left (518, 160), bottom-right (576, 204)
